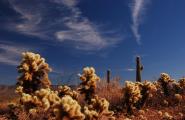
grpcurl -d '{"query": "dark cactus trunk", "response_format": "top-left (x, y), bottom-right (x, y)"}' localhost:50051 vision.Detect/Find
top-left (107, 69), bottom-right (111, 84)
top-left (136, 56), bottom-right (143, 82)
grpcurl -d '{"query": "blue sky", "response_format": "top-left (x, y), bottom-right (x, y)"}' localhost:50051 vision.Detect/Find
top-left (0, 0), bottom-right (185, 85)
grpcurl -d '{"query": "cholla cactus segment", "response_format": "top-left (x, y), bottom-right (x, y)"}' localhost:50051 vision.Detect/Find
top-left (83, 106), bottom-right (99, 120)
top-left (84, 96), bottom-right (115, 120)
top-left (58, 85), bottom-right (78, 100)
top-left (54, 95), bottom-right (85, 120)
top-left (178, 78), bottom-right (185, 87)
top-left (174, 94), bottom-right (182, 102)
top-left (35, 88), bottom-right (61, 110)
top-left (15, 86), bottom-right (23, 94)
top-left (78, 67), bottom-right (100, 102)
top-left (160, 73), bottom-right (171, 81)
top-left (21, 93), bottom-right (33, 103)
top-left (163, 112), bottom-right (173, 120)
top-left (141, 81), bottom-right (157, 92)
top-left (16, 52), bottom-right (52, 94)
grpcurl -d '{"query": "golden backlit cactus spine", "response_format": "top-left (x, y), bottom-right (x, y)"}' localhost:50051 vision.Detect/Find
top-left (136, 56), bottom-right (143, 82)
top-left (16, 52), bottom-right (52, 94)
top-left (78, 67), bottom-right (100, 103)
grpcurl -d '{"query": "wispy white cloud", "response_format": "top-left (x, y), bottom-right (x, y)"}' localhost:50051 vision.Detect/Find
top-left (5, 0), bottom-right (122, 51)
top-left (0, 42), bottom-right (33, 66)
top-left (125, 68), bottom-right (135, 72)
top-left (130, 0), bottom-right (149, 44)
top-left (52, 0), bottom-right (78, 7)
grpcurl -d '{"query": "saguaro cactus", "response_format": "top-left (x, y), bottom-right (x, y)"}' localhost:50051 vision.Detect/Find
top-left (136, 56), bottom-right (143, 82)
top-left (107, 69), bottom-right (111, 84)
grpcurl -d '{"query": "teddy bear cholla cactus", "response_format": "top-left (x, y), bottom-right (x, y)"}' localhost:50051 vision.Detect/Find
top-left (124, 81), bottom-right (142, 114)
top-left (136, 81), bottom-right (157, 109)
top-left (157, 73), bottom-right (174, 96)
top-left (16, 52), bottom-right (52, 94)
top-left (58, 85), bottom-right (78, 100)
top-left (84, 95), bottom-right (115, 120)
top-left (54, 95), bottom-right (85, 120)
top-left (78, 67), bottom-right (100, 103)
top-left (15, 52), bottom-right (62, 114)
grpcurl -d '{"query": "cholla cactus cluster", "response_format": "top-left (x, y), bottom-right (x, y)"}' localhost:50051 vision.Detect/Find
top-left (54, 95), bottom-right (85, 120)
top-left (15, 52), bottom-right (56, 113)
top-left (123, 81), bottom-right (157, 114)
top-left (15, 54), bottom-right (114, 119)
top-left (17, 52), bottom-right (52, 94)
top-left (34, 88), bottom-right (60, 110)
top-left (136, 81), bottom-right (157, 109)
top-left (14, 52), bottom-right (185, 119)
top-left (157, 73), bottom-right (174, 96)
top-left (78, 67), bottom-right (100, 103)
top-left (77, 67), bottom-right (115, 119)
top-left (124, 81), bottom-right (142, 114)
top-left (17, 86), bottom-right (61, 113)
top-left (83, 95), bottom-right (115, 120)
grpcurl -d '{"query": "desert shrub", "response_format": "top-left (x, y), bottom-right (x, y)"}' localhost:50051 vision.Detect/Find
top-left (96, 78), bottom-right (123, 112)
top-left (78, 67), bottom-right (100, 103)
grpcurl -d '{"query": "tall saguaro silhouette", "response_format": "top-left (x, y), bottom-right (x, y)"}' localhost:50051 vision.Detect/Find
top-left (136, 56), bottom-right (143, 82)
